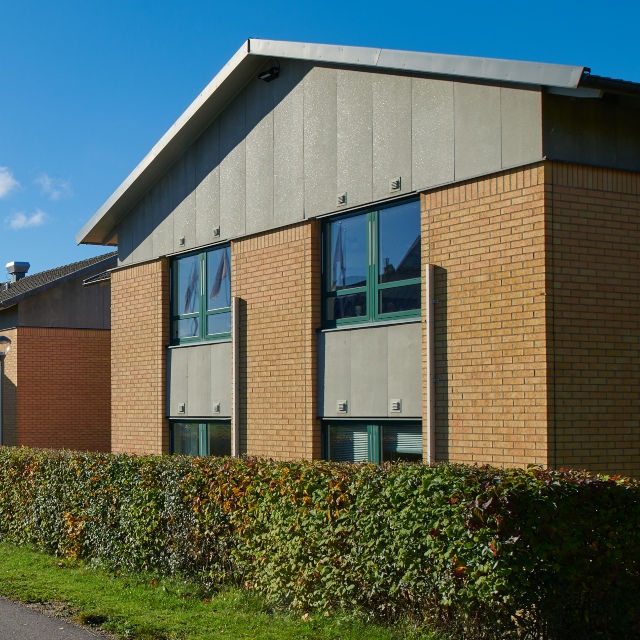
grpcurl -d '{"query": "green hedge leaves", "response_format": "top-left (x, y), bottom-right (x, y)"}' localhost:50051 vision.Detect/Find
top-left (0, 448), bottom-right (638, 639)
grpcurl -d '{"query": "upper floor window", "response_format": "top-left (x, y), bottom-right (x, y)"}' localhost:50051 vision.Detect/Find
top-left (323, 200), bottom-right (421, 327)
top-left (171, 245), bottom-right (231, 344)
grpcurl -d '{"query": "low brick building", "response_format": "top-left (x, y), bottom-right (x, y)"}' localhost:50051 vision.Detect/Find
top-left (76, 40), bottom-right (639, 475)
top-left (0, 253), bottom-right (115, 451)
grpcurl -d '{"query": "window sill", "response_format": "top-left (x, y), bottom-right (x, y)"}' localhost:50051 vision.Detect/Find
top-left (167, 338), bottom-right (232, 349)
top-left (318, 316), bottom-right (421, 333)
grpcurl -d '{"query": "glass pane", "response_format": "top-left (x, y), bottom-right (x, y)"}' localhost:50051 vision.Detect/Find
top-left (378, 284), bottom-right (420, 315)
top-left (174, 317), bottom-right (199, 340)
top-left (378, 201), bottom-right (421, 284)
top-left (207, 423), bottom-right (231, 457)
top-left (326, 292), bottom-right (366, 321)
top-left (328, 214), bottom-right (367, 291)
top-left (207, 311), bottom-right (231, 336)
top-left (329, 426), bottom-right (368, 462)
top-left (207, 246), bottom-right (231, 311)
top-left (382, 425), bottom-right (423, 463)
top-left (176, 254), bottom-right (200, 315)
top-left (171, 423), bottom-right (200, 456)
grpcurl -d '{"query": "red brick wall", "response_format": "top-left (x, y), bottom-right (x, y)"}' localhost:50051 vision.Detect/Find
top-left (110, 259), bottom-right (169, 454)
top-left (15, 327), bottom-right (110, 451)
top-left (548, 163), bottom-right (640, 476)
top-left (422, 164), bottom-right (550, 467)
top-left (232, 221), bottom-right (321, 459)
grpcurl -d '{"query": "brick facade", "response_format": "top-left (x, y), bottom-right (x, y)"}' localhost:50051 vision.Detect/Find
top-left (111, 259), bottom-right (169, 454)
top-left (548, 163), bottom-right (640, 475)
top-left (232, 221), bottom-right (321, 459)
top-left (422, 164), bottom-right (550, 467)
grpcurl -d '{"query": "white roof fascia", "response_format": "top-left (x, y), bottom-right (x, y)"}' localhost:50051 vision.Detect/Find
top-left (77, 38), bottom-right (585, 246)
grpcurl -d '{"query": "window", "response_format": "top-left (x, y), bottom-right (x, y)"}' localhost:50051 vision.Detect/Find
top-left (323, 422), bottom-right (422, 463)
top-left (170, 421), bottom-right (231, 457)
top-left (171, 245), bottom-right (231, 343)
top-left (323, 200), bottom-right (421, 326)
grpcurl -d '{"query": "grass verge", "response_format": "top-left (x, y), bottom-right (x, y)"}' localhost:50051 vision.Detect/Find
top-left (0, 543), bottom-right (438, 640)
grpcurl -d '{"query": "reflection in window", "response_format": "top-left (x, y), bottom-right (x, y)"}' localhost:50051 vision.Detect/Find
top-left (170, 421), bottom-right (231, 457)
top-left (323, 200), bottom-right (421, 326)
top-left (171, 245), bottom-right (232, 343)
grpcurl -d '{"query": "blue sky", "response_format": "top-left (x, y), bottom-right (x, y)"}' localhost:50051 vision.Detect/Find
top-left (1, 0), bottom-right (639, 276)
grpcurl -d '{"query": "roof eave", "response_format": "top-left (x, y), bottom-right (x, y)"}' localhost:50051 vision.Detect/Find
top-left (76, 38), bottom-right (586, 247)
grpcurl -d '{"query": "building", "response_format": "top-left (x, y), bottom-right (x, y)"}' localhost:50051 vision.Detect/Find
top-left (76, 40), bottom-right (640, 475)
top-left (0, 253), bottom-right (115, 451)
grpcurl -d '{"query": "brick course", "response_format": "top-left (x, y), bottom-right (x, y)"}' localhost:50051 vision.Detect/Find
top-left (15, 327), bottom-right (110, 451)
top-left (548, 163), bottom-right (640, 475)
top-left (111, 259), bottom-right (169, 454)
top-left (232, 221), bottom-right (321, 459)
top-left (422, 164), bottom-right (550, 467)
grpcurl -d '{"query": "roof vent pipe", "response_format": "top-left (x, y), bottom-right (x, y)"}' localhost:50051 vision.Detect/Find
top-left (6, 261), bottom-right (30, 282)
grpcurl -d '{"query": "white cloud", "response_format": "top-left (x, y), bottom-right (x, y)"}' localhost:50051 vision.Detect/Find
top-left (0, 167), bottom-right (19, 198)
top-left (34, 173), bottom-right (72, 201)
top-left (6, 209), bottom-right (48, 230)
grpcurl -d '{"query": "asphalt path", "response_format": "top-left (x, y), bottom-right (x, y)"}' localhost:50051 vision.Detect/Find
top-left (0, 598), bottom-right (102, 639)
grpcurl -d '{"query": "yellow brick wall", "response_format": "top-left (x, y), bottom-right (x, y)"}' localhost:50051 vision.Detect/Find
top-left (111, 259), bottom-right (169, 454)
top-left (422, 164), bottom-right (550, 467)
top-left (548, 163), bottom-right (640, 476)
top-left (16, 327), bottom-right (111, 451)
top-left (0, 328), bottom-right (17, 446)
top-left (232, 220), bottom-right (321, 459)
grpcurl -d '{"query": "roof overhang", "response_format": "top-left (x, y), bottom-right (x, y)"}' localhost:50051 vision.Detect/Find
top-left (77, 38), bottom-right (593, 246)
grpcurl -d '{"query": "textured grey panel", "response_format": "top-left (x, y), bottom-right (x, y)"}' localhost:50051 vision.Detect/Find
top-left (117, 217), bottom-right (133, 265)
top-left (304, 66), bottom-right (337, 217)
top-left (0, 307), bottom-right (18, 330)
top-left (318, 330), bottom-right (351, 417)
top-left (209, 341), bottom-right (232, 417)
top-left (245, 74), bottom-right (274, 236)
top-left (500, 88), bottom-right (543, 168)
top-left (575, 100), bottom-right (617, 167)
top-left (151, 171), bottom-right (175, 258)
top-left (195, 119), bottom-right (221, 246)
top-left (131, 195), bottom-right (152, 264)
top-left (454, 83), bottom-right (502, 180)
top-left (387, 322), bottom-right (422, 417)
top-left (412, 78), bottom-right (454, 189)
top-left (337, 69), bottom-right (372, 208)
top-left (616, 105), bottom-right (640, 172)
top-left (172, 147), bottom-right (197, 252)
top-left (167, 347), bottom-right (189, 417)
top-left (187, 343), bottom-right (211, 417)
top-left (373, 74), bottom-right (412, 201)
top-left (273, 60), bottom-right (307, 227)
top-left (350, 325), bottom-right (388, 417)
top-left (219, 91), bottom-right (246, 238)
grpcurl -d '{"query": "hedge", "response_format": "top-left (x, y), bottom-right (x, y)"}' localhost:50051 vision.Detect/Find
top-left (0, 448), bottom-right (638, 639)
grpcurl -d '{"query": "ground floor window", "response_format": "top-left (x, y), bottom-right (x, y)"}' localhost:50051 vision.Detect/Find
top-left (322, 422), bottom-right (422, 463)
top-left (170, 421), bottom-right (231, 457)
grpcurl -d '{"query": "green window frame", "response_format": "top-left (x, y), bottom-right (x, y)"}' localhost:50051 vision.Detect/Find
top-left (171, 245), bottom-right (231, 344)
top-left (169, 421), bottom-right (231, 457)
top-left (322, 199), bottom-right (421, 328)
top-left (322, 422), bottom-right (423, 463)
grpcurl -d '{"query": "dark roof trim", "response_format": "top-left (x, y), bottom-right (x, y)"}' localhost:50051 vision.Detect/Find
top-left (0, 253), bottom-right (117, 309)
top-left (580, 73), bottom-right (640, 97)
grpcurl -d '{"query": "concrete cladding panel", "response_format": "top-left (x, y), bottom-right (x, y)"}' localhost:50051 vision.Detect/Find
top-left (117, 64), bottom-right (544, 266)
top-left (167, 342), bottom-right (232, 418)
top-left (543, 94), bottom-right (640, 172)
top-left (319, 322), bottom-right (422, 419)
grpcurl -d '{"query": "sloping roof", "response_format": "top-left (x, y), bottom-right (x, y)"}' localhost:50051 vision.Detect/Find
top-left (75, 38), bottom-right (638, 247)
top-left (0, 252), bottom-right (117, 309)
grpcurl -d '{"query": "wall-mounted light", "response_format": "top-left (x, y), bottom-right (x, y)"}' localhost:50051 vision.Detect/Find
top-left (258, 66), bottom-right (280, 82)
